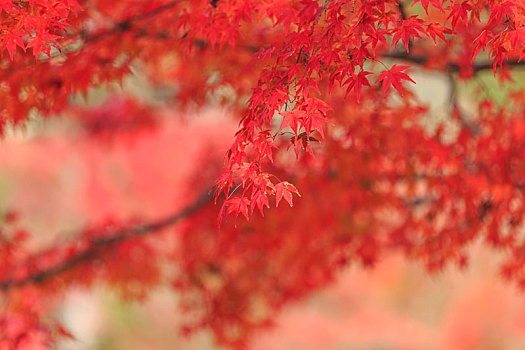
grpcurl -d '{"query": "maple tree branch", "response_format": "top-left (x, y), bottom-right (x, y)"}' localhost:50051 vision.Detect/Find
top-left (38, 0), bottom-right (237, 63)
top-left (31, 0), bottom-right (184, 62)
top-left (382, 52), bottom-right (525, 73)
top-left (83, 0), bottom-right (183, 43)
top-left (397, 0), bottom-right (409, 21)
top-left (446, 72), bottom-right (482, 135)
top-left (0, 189), bottom-right (212, 291)
top-left (396, 0), bottom-right (413, 52)
top-left (32, 0), bottom-right (525, 77)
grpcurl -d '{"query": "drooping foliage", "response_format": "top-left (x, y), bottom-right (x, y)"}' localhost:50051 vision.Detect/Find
top-left (0, 0), bottom-right (525, 348)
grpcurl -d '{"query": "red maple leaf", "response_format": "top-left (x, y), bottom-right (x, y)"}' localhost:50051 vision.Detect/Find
top-left (376, 65), bottom-right (416, 96)
top-left (412, 0), bottom-right (444, 15)
top-left (345, 70), bottom-right (372, 102)
top-left (274, 181), bottom-right (300, 207)
top-left (392, 16), bottom-right (426, 52)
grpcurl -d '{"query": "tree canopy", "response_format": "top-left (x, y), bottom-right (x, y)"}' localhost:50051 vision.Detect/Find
top-left (0, 0), bottom-right (525, 348)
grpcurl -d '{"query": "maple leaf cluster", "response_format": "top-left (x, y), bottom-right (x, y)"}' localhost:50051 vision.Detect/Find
top-left (0, 0), bottom-right (82, 60)
top-left (0, 0), bottom-right (524, 349)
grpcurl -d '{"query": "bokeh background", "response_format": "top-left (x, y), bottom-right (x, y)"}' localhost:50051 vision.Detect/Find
top-left (2, 67), bottom-right (525, 350)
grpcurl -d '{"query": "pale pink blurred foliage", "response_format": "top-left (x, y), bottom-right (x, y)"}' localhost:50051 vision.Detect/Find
top-left (0, 107), bottom-right (235, 244)
top-left (3, 107), bottom-right (525, 349)
top-left (57, 248), bottom-right (525, 350)
top-left (253, 249), bottom-right (525, 350)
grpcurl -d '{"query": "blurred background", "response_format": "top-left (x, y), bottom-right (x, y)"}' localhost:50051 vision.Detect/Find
top-left (2, 66), bottom-right (525, 350)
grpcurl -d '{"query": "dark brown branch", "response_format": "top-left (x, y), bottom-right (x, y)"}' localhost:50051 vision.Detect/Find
top-left (84, 0), bottom-right (182, 43)
top-left (382, 52), bottom-right (525, 73)
top-left (446, 72), bottom-right (481, 135)
top-left (32, 0), bottom-right (184, 62)
top-left (37, 0), bottom-right (255, 64)
top-left (0, 189), bottom-right (211, 291)
top-left (398, 0), bottom-right (409, 21)
top-left (28, 1), bottom-right (525, 76)
top-left (396, 0), bottom-right (412, 52)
